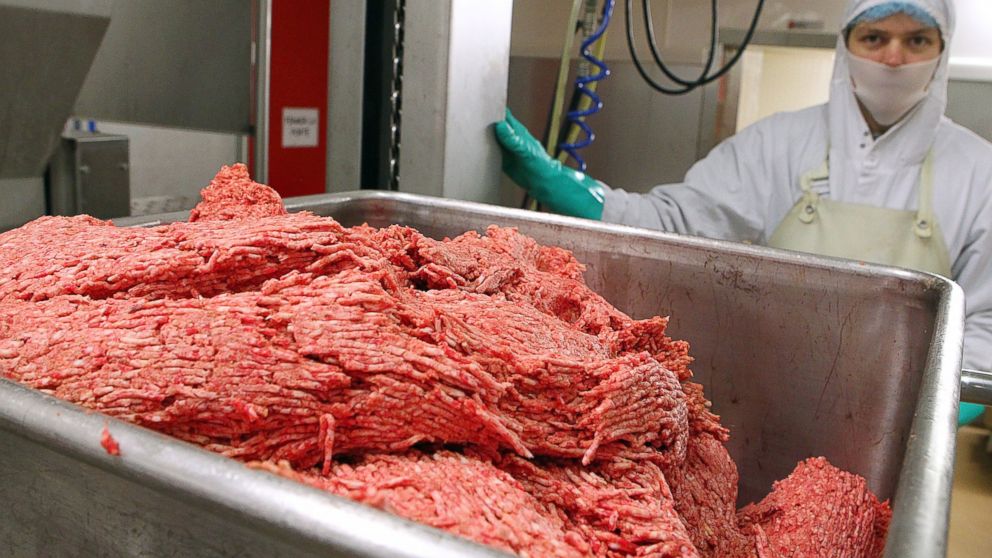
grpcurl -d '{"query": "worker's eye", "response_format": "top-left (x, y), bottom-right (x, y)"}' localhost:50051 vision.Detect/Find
top-left (908, 35), bottom-right (934, 48)
top-left (859, 33), bottom-right (883, 46)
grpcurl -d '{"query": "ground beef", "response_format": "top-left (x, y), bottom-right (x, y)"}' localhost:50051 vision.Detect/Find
top-left (254, 451), bottom-right (591, 558)
top-left (188, 163), bottom-right (287, 222)
top-left (662, 433), bottom-right (763, 558)
top-left (738, 458), bottom-right (891, 558)
top-left (100, 426), bottom-right (121, 456)
top-left (0, 166), bottom-right (890, 557)
top-left (0, 211), bottom-right (348, 302)
top-left (0, 268), bottom-right (687, 469)
top-left (491, 453), bottom-right (699, 557)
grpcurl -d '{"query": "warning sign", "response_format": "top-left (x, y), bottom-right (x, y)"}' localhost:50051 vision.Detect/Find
top-left (282, 107), bottom-right (320, 148)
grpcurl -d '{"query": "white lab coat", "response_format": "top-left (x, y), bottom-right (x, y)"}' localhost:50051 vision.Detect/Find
top-left (601, 0), bottom-right (992, 371)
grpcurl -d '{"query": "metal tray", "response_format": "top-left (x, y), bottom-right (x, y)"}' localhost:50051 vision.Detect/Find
top-left (1, 191), bottom-right (964, 558)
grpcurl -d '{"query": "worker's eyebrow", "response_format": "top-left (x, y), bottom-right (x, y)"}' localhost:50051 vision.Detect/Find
top-left (852, 25), bottom-right (891, 36)
top-left (855, 24), bottom-right (936, 36)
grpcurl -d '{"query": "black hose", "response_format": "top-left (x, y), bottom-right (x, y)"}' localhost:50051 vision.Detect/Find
top-left (626, 0), bottom-right (765, 95)
top-left (642, 0), bottom-right (718, 87)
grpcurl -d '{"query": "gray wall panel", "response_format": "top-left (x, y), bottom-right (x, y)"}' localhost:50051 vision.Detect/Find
top-left (946, 80), bottom-right (992, 143)
top-left (0, 4), bottom-right (109, 178)
top-left (326, 0), bottom-right (366, 193)
top-left (74, 0), bottom-right (251, 134)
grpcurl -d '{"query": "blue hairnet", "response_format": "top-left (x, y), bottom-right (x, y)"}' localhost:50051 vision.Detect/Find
top-left (849, 2), bottom-right (940, 30)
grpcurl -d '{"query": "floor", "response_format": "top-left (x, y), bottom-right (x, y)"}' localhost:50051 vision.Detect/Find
top-left (947, 422), bottom-right (992, 557)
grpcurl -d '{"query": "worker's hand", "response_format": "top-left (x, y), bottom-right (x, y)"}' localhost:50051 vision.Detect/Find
top-left (494, 109), bottom-right (605, 220)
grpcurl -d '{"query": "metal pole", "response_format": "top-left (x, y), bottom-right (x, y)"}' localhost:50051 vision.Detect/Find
top-left (399, 0), bottom-right (510, 203)
top-left (254, 0), bottom-right (272, 184)
top-left (961, 368), bottom-right (992, 406)
top-left (326, 0), bottom-right (367, 192)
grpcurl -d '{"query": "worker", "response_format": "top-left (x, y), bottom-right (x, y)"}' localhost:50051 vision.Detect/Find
top-left (495, 0), bottom-right (992, 424)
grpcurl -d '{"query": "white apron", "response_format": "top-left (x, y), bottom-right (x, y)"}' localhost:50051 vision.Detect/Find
top-left (768, 151), bottom-right (952, 276)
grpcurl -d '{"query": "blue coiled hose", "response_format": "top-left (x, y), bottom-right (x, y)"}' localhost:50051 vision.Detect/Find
top-left (558, 0), bottom-right (615, 173)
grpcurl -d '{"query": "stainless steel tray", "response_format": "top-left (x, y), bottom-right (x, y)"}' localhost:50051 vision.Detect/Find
top-left (1, 191), bottom-right (963, 558)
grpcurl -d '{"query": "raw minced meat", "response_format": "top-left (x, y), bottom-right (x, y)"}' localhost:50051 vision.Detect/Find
top-left (0, 165), bottom-right (890, 557)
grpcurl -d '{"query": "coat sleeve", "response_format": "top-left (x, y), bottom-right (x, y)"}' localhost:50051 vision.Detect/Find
top-left (600, 117), bottom-right (783, 244)
top-left (955, 175), bottom-right (992, 372)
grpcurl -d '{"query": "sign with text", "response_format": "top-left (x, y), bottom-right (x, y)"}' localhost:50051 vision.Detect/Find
top-left (281, 107), bottom-right (319, 148)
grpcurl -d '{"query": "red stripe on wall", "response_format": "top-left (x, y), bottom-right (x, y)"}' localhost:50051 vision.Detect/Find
top-left (267, 0), bottom-right (329, 197)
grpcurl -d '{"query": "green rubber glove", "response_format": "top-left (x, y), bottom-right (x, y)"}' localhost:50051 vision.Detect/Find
top-left (959, 401), bottom-right (984, 426)
top-left (494, 109), bottom-right (605, 220)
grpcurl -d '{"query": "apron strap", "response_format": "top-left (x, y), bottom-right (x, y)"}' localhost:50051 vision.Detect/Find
top-left (796, 149), bottom-right (935, 235)
top-left (798, 159), bottom-right (829, 224)
top-left (914, 150), bottom-right (935, 239)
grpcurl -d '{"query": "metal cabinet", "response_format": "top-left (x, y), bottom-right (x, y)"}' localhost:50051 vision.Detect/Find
top-left (48, 132), bottom-right (130, 219)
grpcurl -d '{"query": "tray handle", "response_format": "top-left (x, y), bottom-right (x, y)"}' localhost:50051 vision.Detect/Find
top-left (961, 368), bottom-right (992, 406)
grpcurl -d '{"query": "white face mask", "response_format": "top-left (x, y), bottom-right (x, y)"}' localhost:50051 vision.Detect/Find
top-left (846, 51), bottom-right (940, 126)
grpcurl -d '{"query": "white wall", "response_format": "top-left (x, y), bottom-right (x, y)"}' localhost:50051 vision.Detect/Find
top-left (952, 0), bottom-right (992, 58)
top-left (511, 1), bottom-right (992, 69)
top-left (510, 0), bottom-right (847, 62)
top-left (94, 121), bottom-right (245, 215)
top-left (660, 0), bottom-right (844, 62)
top-left (736, 45), bottom-right (835, 130)
top-left (949, 0), bottom-right (992, 81)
